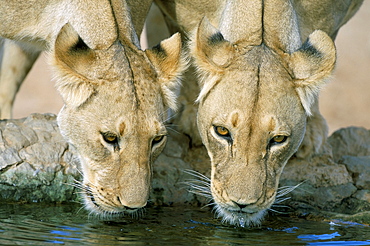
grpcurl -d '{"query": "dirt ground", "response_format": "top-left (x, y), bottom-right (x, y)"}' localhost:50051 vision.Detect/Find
top-left (13, 2), bottom-right (370, 134)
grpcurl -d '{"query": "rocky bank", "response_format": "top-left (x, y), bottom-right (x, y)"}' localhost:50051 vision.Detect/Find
top-left (1, 113), bottom-right (369, 223)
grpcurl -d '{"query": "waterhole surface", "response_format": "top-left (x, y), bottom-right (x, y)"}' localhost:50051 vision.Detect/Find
top-left (0, 203), bottom-right (369, 245)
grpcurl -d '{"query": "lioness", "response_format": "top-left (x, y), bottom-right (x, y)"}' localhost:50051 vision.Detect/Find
top-left (0, 0), bottom-right (187, 216)
top-left (155, 0), bottom-right (363, 226)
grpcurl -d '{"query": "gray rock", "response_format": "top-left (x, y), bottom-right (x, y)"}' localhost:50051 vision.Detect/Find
top-left (338, 155), bottom-right (370, 189)
top-left (354, 190), bottom-right (370, 202)
top-left (280, 127), bottom-right (370, 220)
top-left (328, 127), bottom-right (370, 162)
top-left (0, 147), bottom-right (22, 169)
top-left (281, 155), bottom-right (353, 187)
top-left (280, 154), bottom-right (356, 210)
top-left (0, 114), bottom-right (79, 203)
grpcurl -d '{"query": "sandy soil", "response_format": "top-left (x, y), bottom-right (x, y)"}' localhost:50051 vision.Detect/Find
top-left (13, 2), bottom-right (370, 134)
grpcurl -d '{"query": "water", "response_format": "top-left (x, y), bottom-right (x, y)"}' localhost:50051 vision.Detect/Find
top-left (0, 203), bottom-right (370, 245)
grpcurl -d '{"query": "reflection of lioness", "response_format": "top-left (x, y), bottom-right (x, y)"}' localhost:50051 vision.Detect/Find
top-left (155, 0), bottom-right (363, 226)
top-left (0, 0), bottom-right (187, 216)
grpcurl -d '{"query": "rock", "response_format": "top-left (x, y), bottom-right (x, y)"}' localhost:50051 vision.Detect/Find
top-left (354, 190), bottom-right (370, 202)
top-left (280, 127), bottom-right (370, 222)
top-left (280, 154), bottom-right (356, 210)
top-left (281, 155), bottom-right (353, 188)
top-left (0, 114), bottom-right (80, 203)
top-left (338, 155), bottom-right (370, 189)
top-left (0, 147), bottom-right (22, 169)
top-left (152, 155), bottom-right (194, 205)
top-left (328, 127), bottom-right (370, 162)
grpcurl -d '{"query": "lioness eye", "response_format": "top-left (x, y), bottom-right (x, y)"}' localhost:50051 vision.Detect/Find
top-left (152, 135), bottom-right (165, 146)
top-left (270, 135), bottom-right (287, 145)
top-left (215, 126), bottom-right (229, 136)
top-left (102, 132), bottom-right (118, 144)
top-left (214, 125), bottom-right (233, 142)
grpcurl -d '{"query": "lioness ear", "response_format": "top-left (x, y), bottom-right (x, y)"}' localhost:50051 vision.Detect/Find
top-left (191, 17), bottom-right (235, 103)
top-left (191, 17), bottom-right (235, 74)
top-left (145, 33), bottom-right (187, 111)
top-left (52, 23), bottom-right (96, 108)
top-left (289, 30), bottom-right (336, 115)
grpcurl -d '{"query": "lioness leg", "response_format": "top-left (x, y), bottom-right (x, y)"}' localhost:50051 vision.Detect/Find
top-left (296, 99), bottom-right (329, 158)
top-left (0, 39), bottom-right (40, 119)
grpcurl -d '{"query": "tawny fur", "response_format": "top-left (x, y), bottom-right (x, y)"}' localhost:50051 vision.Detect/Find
top-left (0, 0), bottom-right (152, 119)
top-left (154, 0), bottom-right (363, 226)
top-left (0, 0), bottom-right (188, 215)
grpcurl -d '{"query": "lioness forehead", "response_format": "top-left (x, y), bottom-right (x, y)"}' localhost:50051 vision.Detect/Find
top-left (201, 45), bottom-right (303, 128)
top-left (99, 112), bottom-right (165, 136)
top-left (74, 48), bottom-right (167, 135)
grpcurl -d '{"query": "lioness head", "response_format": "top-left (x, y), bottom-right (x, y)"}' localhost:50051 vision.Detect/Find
top-left (52, 23), bottom-right (186, 216)
top-left (191, 15), bottom-right (336, 226)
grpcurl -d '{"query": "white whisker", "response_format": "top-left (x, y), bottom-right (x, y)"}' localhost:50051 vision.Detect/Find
top-left (159, 110), bottom-right (178, 125)
top-left (274, 197), bottom-right (291, 204)
top-left (188, 191), bottom-right (213, 199)
top-left (271, 204), bottom-right (291, 209)
top-left (277, 181), bottom-right (305, 197)
top-left (186, 182), bottom-right (211, 190)
top-left (186, 179), bottom-right (211, 187)
top-left (269, 181), bottom-right (306, 215)
top-left (184, 169), bottom-right (211, 181)
top-left (181, 169), bottom-right (216, 211)
top-left (200, 202), bottom-right (217, 209)
top-left (268, 208), bottom-right (287, 214)
top-left (165, 126), bottom-right (181, 135)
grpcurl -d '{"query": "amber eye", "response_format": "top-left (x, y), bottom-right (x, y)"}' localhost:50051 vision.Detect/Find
top-left (152, 135), bottom-right (165, 146)
top-left (270, 135), bottom-right (287, 145)
top-left (214, 125), bottom-right (232, 140)
top-left (215, 126), bottom-right (229, 136)
top-left (102, 132), bottom-right (118, 144)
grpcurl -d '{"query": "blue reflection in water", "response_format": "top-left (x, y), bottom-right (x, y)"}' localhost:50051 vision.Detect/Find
top-left (45, 225), bottom-right (82, 243)
top-left (50, 230), bottom-right (73, 236)
top-left (45, 239), bottom-right (64, 244)
top-left (307, 241), bottom-right (370, 245)
top-left (298, 231), bottom-right (370, 245)
top-left (298, 231), bottom-right (341, 241)
top-left (58, 225), bottom-right (83, 232)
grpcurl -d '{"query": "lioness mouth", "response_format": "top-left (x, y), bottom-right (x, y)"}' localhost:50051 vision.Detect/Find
top-left (225, 207), bottom-right (262, 218)
top-left (215, 204), bottom-right (267, 227)
top-left (85, 185), bottom-right (140, 214)
top-left (236, 210), bottom-right (259, 215)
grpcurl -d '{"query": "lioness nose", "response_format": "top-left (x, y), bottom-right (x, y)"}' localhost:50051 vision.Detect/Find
top-left (117, 196), bottom-right (147, 209)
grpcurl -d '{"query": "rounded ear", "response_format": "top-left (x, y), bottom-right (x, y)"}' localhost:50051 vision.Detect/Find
top-left (145, 33), bottom-right (187, 111)
top-left (191, 17), bottom-right (235, 73)
top-left (190, 17), bottom-right (236, 103)
top-left (289, 30), bottom-right (336, 115)
top-left (51, 23), bottom-right (96, 108)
